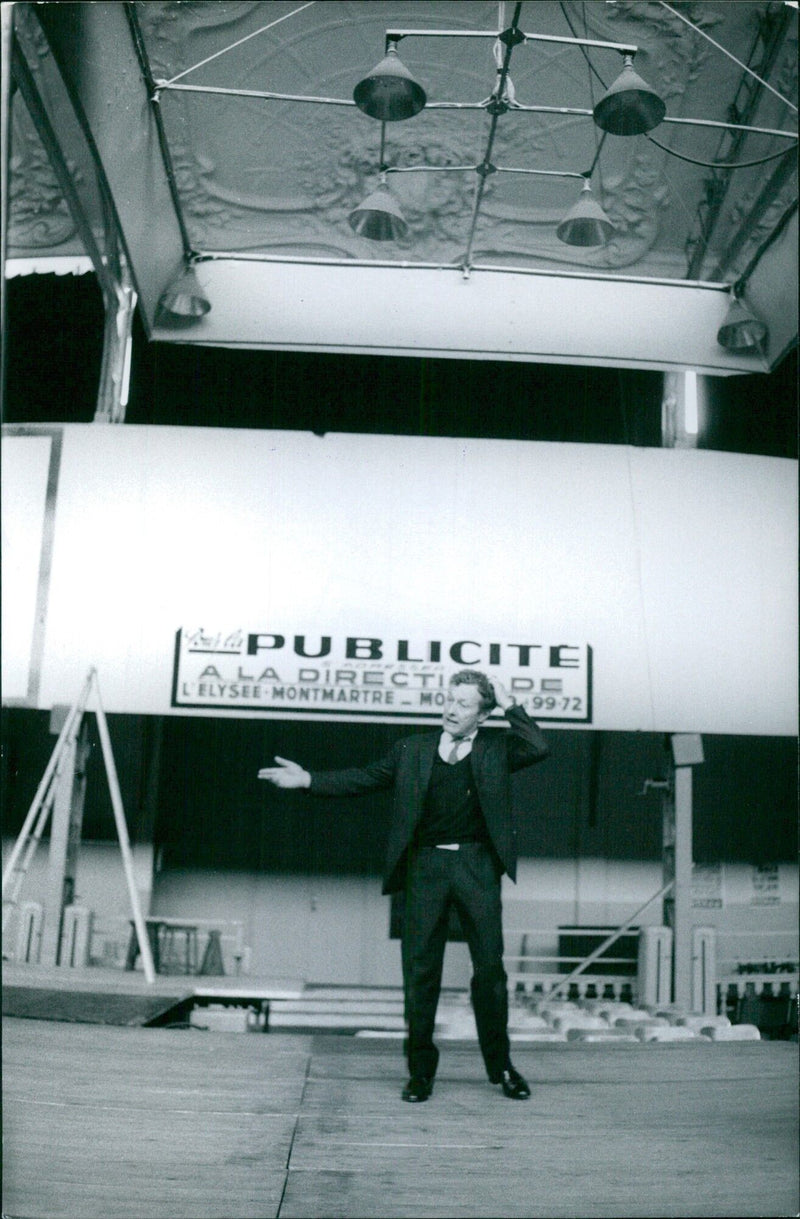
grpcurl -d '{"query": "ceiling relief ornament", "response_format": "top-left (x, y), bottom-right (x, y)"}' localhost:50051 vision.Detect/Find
top-left (139, 0), bottom-right (265, 59)
top-left (9, 1), bottom-right (784, 284)
top-left (163, 98), bottom-right (487, 260)
top-left (586, 0), bottom-right (723, 97)
top-left (143, 2), bottom-right (689, 268)
top-left (164, 0), bottom-right (262, 32)
top-left (584, 148), bottom-right (672, 269)
top-left (604, 0), bottom-right (726, 42)
top-left (8, 97), bottom-right (77, 252)
top-left (470, 149), bottom-right (671, 271)
top-left (775, 35), bottom-right (798, 107)
top-left (304, 121), bottom-right (483, 255)
top-left (8, 14), bottom-right (79, 253)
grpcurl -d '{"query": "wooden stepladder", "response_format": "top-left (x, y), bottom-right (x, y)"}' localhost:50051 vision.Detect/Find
top-left (2, 668), bottom-right (157, 983)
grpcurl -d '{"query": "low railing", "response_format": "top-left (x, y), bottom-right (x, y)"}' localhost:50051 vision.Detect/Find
top-left (504, 927), bottom-right (636, 1002)
top-left (717, 929), bottom-right (798, 1008)
top-left (717, 931), bottom-right (798, 991)
top-left (504, 921), bottom-right (799, 1030)
top-left (717, 939), bottom-right (799, 1037)
top-left (719, 972), bottom-right (799, 998)
top-left (505, 882), bottom-right (673, 1003)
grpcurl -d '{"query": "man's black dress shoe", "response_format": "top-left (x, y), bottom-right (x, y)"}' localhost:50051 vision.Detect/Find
top-left (402, 1075), bottom-right (433, 1103)
top-left (492, 1066), bottom-right (531, 1099)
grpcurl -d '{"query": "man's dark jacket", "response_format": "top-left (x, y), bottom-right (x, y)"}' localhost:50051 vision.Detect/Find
top-left (308, 704), bottom-right (549, 894)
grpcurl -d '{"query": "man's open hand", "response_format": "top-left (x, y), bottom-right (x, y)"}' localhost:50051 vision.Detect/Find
top-left (257, 757), bottom-right (311, 788)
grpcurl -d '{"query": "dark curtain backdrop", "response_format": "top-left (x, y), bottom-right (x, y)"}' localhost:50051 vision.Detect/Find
top-left (2, 709), bottom-right (796, 871)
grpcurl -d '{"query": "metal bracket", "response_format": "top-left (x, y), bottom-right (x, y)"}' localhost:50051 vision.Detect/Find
top-left (639, 777), bottom-right (672, 796)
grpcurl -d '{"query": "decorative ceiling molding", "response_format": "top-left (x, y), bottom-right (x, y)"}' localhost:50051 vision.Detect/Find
top-left (138, 1), bottom-right (799, 280)
top-left (8, 103), bottom-right (77, 251)
top-left (7, 15), bottom-right (81, 254)
top-left (7, 1), bottom-right (797, 371)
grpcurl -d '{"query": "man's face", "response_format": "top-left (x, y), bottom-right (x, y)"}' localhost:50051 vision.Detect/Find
top-left (442, 681), bottom-right (488, 738)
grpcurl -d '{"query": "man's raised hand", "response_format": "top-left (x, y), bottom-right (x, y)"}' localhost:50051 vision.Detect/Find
top-left (488, 676), bottom-right (514, 711)
top-left (257, 757), bottom-right (311, 788)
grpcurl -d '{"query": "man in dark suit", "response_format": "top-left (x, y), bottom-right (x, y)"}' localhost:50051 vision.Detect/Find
top-left (258, 669), bottom-right (549, 1103)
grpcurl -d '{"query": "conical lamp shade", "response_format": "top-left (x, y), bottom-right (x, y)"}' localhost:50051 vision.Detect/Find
top-left (353, 44), bottom-right (426, 121)
top-left (717, 296), bottom-right (767, 351)
top-left (556, 181), bottom-right (615, 247)
top-left (593, 57), bottom-right (666, 135)
top-left (348, 185), bottom-right (408, 241)
top-left (157, 266), bottom-right (211, 319)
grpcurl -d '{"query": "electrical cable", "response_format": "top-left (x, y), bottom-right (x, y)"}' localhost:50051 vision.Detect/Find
top-left (643, 140), bottom-right (795, 169)
top-left (559, 2), bottom-right (605, 88)
top-left (581, 2), bottom-right (605, 186)
top-left (562, 0), bottom-right (786, 268)
top-left (559, 0), bottom-right (797, 170)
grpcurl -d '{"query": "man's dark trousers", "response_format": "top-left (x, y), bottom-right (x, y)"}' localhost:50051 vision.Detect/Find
top-left (402, 842), bottom-right (509, 1081)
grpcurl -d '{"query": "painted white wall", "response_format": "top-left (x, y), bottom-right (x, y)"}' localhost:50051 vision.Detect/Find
top-left (3, 425), bottom-right (797, 735)
top-left (1, 839), bottom-right (154, 969)
top-left (139, 856), bottom-right (800, 985)
top-left (148, 867), bottom-right (470, 988)
top-left (4, 840), bottom-right (794, 984)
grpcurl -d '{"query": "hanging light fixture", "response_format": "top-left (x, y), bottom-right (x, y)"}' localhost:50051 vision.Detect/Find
top-left (593, 54), bottom-right (666, 136)
top-left (353, 42), bottom-right (427, 121)
top-left (348, 179), bottom-right (408, 241)
top-left (716, 287), bottom-right (768, 351)
top-left (556, 179), bottom-right (615, 247)
top-left (157, 263), bottom-right (211, 321)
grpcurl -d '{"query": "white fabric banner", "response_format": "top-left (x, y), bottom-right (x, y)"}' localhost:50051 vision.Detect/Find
top-left (3, 424), bottom-right (796, 733)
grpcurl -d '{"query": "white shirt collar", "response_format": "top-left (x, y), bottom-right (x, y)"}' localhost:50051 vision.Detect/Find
top-left (438, 728), bottom-right (478, 762)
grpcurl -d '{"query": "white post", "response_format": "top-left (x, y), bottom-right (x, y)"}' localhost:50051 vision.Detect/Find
top-left (672, 765), bottom-right (694, 1010)
top-left (638, 925), bottom-right (673, 1008)
top-left (90, 670), bottom-right (156, 984)
top-left (692, 925), bottom-right (717, 1015)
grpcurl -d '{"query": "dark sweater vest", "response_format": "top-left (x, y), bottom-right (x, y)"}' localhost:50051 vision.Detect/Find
top-left (414, 752), bottom-right (489, 847)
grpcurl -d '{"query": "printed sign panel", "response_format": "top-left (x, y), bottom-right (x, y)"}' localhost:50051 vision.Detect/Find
top-left (692, 863), bottom-right (724, 909)
top-left (172, 628), bottom-right (592, 723)
top-left (750, 864), bottom-right (782, 907)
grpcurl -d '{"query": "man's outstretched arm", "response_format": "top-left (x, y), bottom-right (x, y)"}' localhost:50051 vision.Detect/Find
top-left (259, 747), bottom-right (398, 795)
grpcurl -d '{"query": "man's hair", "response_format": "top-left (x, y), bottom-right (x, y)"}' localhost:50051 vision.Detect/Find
top-left (449, 669), bottom-right (496, 713)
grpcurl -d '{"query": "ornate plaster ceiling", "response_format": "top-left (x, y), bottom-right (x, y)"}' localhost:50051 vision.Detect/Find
top-left (9, 0), bottom-right (797, 282)
top-left (5, 1), bottom-right (797, 376)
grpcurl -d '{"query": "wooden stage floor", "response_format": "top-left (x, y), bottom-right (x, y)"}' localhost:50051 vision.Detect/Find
top-left (2, 1013), bottom-right (797, 1219)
